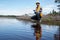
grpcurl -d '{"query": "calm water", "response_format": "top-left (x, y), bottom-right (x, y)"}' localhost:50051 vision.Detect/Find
top-left (0, 17), bottom-right (59, 40)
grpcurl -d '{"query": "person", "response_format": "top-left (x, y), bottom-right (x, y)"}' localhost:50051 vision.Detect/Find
top-left (31, 1), bottom-right (42, 22)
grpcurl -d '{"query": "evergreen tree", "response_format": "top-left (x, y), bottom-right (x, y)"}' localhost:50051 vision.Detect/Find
top-left (55, 0), bottom-right (60, 14)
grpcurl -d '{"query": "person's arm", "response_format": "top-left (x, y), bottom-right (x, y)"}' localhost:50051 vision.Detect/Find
top-left (39, 8), bottom-right (42, 13)
top-left (33, 10), bottom-right (37, 14)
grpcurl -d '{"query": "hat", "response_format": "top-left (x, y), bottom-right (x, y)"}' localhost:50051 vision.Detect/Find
top-left (36, 1), bottom-right (40, 4)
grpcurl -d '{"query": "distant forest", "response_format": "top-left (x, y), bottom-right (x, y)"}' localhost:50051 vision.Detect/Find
top-left (48, 9), bottom-right (60, 15)
top-left (0, 15), bottom-right (16, 17)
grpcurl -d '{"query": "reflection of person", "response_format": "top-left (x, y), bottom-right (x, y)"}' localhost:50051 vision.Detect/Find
top-left (31, 23), bottom-right (42, 40)
top-left (31, 1), bottom-right (42, 22)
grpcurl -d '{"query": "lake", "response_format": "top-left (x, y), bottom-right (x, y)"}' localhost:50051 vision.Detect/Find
top-left (0, 17), bottom-right (59, 40)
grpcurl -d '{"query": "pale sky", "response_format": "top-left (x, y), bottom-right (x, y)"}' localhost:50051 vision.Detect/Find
top-left (0, 0), bottom-right (58, 15)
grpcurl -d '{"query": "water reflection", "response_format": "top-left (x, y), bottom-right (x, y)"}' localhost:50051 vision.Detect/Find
top-left (31, 23), bottom-right (42, 40)
top-left (0, 18), bottom-right (60, 40)
top-left (54, 25), bottom-right (60, 40)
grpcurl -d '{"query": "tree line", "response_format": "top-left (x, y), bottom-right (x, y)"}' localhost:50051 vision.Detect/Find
top-left (49, 9), bottom-right (60, 15)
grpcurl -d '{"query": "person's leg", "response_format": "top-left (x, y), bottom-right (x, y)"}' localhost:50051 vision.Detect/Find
top-left (36, 13), bottom-right (40, 21)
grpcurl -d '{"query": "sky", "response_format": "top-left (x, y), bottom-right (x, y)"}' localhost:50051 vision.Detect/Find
top-left (0, 0), bottom-right (59, 15)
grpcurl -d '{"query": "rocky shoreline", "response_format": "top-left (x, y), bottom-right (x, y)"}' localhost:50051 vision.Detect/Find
top-left (16, 15), bottom-right (60, 25)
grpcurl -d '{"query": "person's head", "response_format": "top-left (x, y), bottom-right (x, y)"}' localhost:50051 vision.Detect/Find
top-left (36, 1), bottom-right (40, 6)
